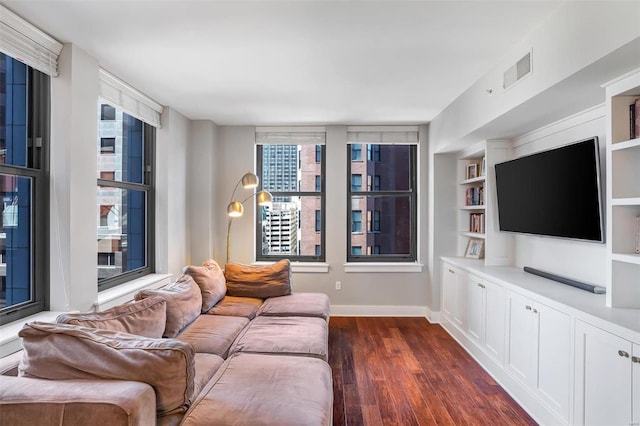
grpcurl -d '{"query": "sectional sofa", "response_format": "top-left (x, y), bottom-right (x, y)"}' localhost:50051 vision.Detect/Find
top-left (0, 259), bottom-right (333, 426)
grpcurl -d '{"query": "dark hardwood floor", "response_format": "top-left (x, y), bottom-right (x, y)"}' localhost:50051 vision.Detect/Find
top-left (328, 317), bottom-right (537, 426)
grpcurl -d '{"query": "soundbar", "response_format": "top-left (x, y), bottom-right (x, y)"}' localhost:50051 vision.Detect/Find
top-left (523, 266), bottom-right (606, 294)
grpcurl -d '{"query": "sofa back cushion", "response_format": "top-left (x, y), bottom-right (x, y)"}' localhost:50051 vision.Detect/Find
top-left (135, 274), bottom-right (202, 338)
top-left (224, 259), bottom-right (292, 299)
top-left (18, 322), bottom-right (195, 415)
top-left (185, 262), bottom-right (226, 312)
top-left (56, 296), bottom-right (167, 338)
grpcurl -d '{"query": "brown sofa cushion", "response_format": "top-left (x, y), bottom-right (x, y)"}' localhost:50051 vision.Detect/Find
top-left (184, 263), bottom-right (226, 313)
top-left (177, 315), bottom-right (249, 358)
top-left (135, 274), bottom-right (202, 337)
top-left (206, 295), bottom-right (263, 319)
top-left (224, 259), bottom-right (292, 298)
top-left (18, 322), bottom-right (195, 416)
top-left (56, 296), bottom-right (167, 338)
top-left (257, 293), bottom-right (331, 320)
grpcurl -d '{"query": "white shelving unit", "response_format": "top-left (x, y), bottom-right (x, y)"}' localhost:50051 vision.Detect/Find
top-left (456, 140), bottom-right (513, 266)
top-left (604, 69), bottom-right (640, 308)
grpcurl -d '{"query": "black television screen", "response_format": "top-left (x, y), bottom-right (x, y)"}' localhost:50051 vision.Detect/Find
top-left (494, 137), bottom-right (604, 243)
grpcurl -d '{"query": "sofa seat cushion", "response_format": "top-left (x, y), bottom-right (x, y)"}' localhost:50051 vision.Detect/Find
top-left (182, 353), bottom-right (333, 426)
top-left (135, 274), bottom-right (202, 338)
top-left (229, 316), bottom-right (328, 361)
top-left (177, 315), bottom-right (249, 358)
top-left (0, 376), bottom-right (156, 426)
top-left (18, 322), bottom-right (195, 416)
top-left (56, 296), bottom-right (167, 338)
top-left (206, 295), bottom-right (263, 319)
top-left (257, 293), bottom-right (330, 321)
top-left (192, 353), bottom-right (224, 399)
top-left (224, 259), bottom-right (292, 298)
top-left (184, 262), bottom-right (226, 313)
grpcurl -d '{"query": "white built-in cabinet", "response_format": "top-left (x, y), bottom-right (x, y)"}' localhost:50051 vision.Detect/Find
top-left (574, 320), bottom-right (640, 426)
top-left (506, 291), bottom-right (571, 423)
top-left (467, 274), bottom-right (505, 363)
top-left (440, 258), bottom-right (640, 426)
top-left (604, 69), bottom-right (640, 308)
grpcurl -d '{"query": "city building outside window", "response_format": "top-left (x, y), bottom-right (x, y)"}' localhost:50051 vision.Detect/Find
top-left (347, 127), bottom-right (418, 262)
top-left (255, 128), bottom-right (326, 262)
top-left (97, 102), bottom-right (155, 291)
top-left (351, 174), bottom-right (362, 191)
top-left (351, 143), bottom-right (362, 161)
top-left (0, 52), bottom-right (50, 324)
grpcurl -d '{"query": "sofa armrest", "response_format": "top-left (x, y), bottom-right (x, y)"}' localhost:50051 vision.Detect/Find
top-left (0, 376), bottom-right (156, 426)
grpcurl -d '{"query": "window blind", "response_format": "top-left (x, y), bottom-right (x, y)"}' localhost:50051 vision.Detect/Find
top-left (255, 126), bottom-right (326, 145)
top-left (99, 68), bottom-right (163, 128)
top-left (0, 4), bottom-right (63, 77)
top-left (346, 125), bottom-right (419, 144)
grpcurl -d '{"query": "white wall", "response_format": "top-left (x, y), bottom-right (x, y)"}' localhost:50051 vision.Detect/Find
top-left (510, 106), bottom-right (607, 287)
top-left (205, 124), bottom-right (431, 316)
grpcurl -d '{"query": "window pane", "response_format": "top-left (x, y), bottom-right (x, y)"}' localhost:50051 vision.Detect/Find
top-left (0, 54), bottom-right (28, 168)
top-left (0, 174), bottom-right (32, 308)
top-left (350, 195), bottom-right (413, 257)
top-left (97, 104), bottom-right (145, 184)
top-left (259, 196), bottom-right (321, 256)
top-left (351, 144), bottom-right (412, 191)
top-left (351, 144), bottom-right (362, 161)
top-left (97, 186), bottom-right (147, 281)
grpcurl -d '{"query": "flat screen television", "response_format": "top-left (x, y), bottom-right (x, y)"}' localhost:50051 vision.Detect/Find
top-left (494, 137), bottom-right (604, 243)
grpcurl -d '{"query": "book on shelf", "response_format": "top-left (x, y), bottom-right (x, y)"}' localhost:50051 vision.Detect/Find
top-left (465, 186), bottom-right (484, 206)
top-left (631, 98), bottom-right (640, 139)
top-left (469, 212), bottom-right (485, 234)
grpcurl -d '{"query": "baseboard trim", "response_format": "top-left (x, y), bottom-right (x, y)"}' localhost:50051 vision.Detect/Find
top-left (331, 305), bottom-right (429, 317)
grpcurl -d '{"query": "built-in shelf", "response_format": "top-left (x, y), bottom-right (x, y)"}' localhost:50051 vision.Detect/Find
top-left (460, 232), bottom-right (486, 239)
top-left (460, 205), bottom-right (486, 210)
top-left (611, 253), bottom-right (640, 265)
top-left (459, 176), bottom-right (486, 185)
top-left (611, 138), bottom-right (640, 151)
top-left (612, 197), bottom-right (640, 206)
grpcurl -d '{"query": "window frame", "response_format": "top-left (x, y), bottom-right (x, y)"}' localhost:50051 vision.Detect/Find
top-left (97, 105), bottom-right (156, 292)
top-left (0, 58), bottom-right (50, 325)
top-left (346, 143), bottom-right (417, 263)
top-left (255, 144), bottom-right (326, 262)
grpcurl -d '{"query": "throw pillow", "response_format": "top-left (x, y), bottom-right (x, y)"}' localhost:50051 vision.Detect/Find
top-left (185, 262), bottom-right (226, 312)
top-left (56, 296), bottom-right (167, 338)
top-left (135, 274), bottom-right (202, 338)
top-left (18, 322), bottom-right (195, 415)
top-left (224, 259), bottom-right (292, 298)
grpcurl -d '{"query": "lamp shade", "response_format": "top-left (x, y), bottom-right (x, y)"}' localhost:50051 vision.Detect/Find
top-left (227, 201), bottom-right (244, 217)
top-left (256, 190), bottom-right (273, 205)
top-left (241, 172), bottom-right (259, 189)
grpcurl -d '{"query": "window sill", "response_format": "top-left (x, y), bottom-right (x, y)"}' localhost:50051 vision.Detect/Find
top-left (343, 262), bottom-right (423, 273)
top-left (96, 273), bottom-right (173, 310)
top-left (252, 261), bottom-right (329, 273)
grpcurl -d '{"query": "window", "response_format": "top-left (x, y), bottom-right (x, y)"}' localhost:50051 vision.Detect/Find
top-left (97, 102), bottom-right (155, 291)
top-left (351, 144), bottom-right (362, 161)
top-left (101, 104), bottom-right (116, 121)
top-left (351, 210), bottom-right (362, 233)
top-left (0, 52), bottom-right (50, 324)
top-left (352, 246), bottom-right (362, 255)
top-left (351, 174), bottom-right (362, 191)
top-left (255, 128), bottom-right (326, 262)
top-left (346, 127), bottom-right (418, 262)
top-left (100, 137), bottom-right (115, 154)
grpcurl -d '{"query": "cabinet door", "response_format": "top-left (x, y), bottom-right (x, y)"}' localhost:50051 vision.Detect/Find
top-left (633, 343), bottom-right (640, 426)
top-left (574, 320), bottom-right (633, 426)
top-left (452, 271), bottom-right (467, 329)
top-left (506, 292), bottom-right (537, 388)
top-left (466, 275), bottom-right (485, 343)
top-left (536, 303), bottom-right (570, 422)
top-left (441, 265), bottom-right (458, 321)
top-left (483, 279), bottom-right (505, 363)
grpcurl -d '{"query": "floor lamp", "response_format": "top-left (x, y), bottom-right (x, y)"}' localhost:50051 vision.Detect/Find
top-left (226, 172), bottom-right (272, 264)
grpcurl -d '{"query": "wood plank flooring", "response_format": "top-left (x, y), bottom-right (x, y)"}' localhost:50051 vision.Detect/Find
top-left (329, 317), bottom-right (537, 426)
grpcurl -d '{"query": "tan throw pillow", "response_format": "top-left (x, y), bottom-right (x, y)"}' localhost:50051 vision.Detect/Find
top-left (135, 274), bottom-right (202, 338)
top-left (56, 296), bottom-right (167, 338)
top-left (18, 322), bottom-right (195, 415)
top-left (224, 259), bottom-right (292, 298)
top-left (185, 262), bottom-right (226, 313)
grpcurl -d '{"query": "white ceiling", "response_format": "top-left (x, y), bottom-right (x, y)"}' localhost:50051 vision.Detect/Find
top-left (4, 0), bottom-right (564, 125)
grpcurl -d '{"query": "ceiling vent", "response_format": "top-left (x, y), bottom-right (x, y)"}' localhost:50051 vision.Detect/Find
top-left (503, 51), bottom-right (532, 89)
